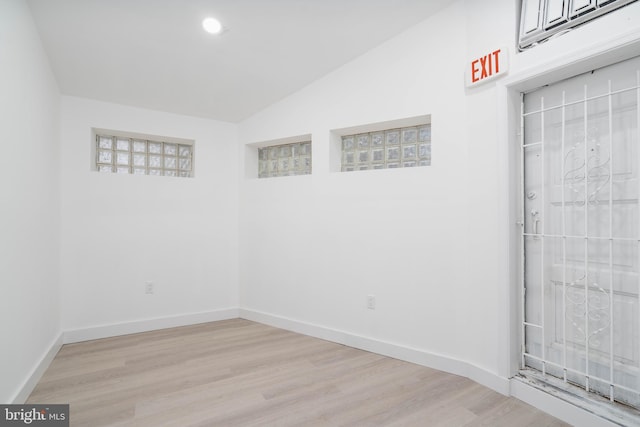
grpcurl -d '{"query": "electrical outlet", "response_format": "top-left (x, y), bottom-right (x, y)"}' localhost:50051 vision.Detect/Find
top-left (145, 281), bottom-right (154, 295)
top-left (367, 295), bottom-right (376, 310)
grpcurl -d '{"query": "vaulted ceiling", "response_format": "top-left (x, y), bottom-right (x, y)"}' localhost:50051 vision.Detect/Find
top-left (27, 0), bottom-right (454, 122)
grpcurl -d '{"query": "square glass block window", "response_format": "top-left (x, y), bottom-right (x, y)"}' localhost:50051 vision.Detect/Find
top-left (95, 134), bottom-right (193, 178)
top-left (148, 142), bottom-right (162, 154)
top-left (341, 123), bottom-right (431, 172)
top-left (258, 141), bottom-right (312, 178)
top-left (98, 136), bottom-right (113, 150)
top-left (116, 138), bottom-right (130, 151)
top-left (133, 140), bottom-right (147, 153)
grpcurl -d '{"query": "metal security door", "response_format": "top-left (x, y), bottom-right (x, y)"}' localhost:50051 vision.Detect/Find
top-left (521, 56), bottom-right (640, 410)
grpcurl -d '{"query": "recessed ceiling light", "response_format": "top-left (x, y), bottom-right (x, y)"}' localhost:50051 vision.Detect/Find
top-left (202, 17), bottom-right (222, 35)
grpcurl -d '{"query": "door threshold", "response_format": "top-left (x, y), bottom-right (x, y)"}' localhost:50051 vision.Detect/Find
top-left (516, 369), bottom-right (640, 426)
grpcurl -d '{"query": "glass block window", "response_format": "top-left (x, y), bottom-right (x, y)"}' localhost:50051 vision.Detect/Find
top-left (341, 124), bottom-right (431, 172)
top-left (258, 141), bottom-right (312, 178)
top-left (95, 134), bottom-right (193, 177)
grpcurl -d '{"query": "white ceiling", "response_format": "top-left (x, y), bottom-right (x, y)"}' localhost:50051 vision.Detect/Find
top-left (27, 0), bottom-right (453, 123)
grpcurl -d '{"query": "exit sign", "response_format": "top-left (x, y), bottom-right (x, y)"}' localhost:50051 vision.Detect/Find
top-left (465, 47), bottom-right (508, 87)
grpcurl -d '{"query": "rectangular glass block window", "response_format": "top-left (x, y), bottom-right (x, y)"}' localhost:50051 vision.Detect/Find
top-left (95, 134), bottom-right (193, 178)
top-left (341, 124), bottom-right (431, 172)
top-left (258, 141), bottom-right (312, 178)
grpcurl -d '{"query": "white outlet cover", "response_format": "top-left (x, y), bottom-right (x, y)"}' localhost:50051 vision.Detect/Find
top-left (367, 295), bottom-right (376, 309)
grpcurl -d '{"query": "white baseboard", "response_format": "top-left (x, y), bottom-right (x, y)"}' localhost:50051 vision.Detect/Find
top-left (241, 308), bottom-right (627, 425)
top-left (239, 308), bottom-right (510, 396)
top-left (16, 307), bottom-right (621, 426)
top-left (12, 309), bottom-right (239, 403)
top-left (63, 308), bottom-right (240, 344)
top-left (12, 332), bottom-right (63, 404)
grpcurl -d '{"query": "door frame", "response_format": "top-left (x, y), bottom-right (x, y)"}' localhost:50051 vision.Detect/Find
top-left (496, 34), bottom-right (640, 381)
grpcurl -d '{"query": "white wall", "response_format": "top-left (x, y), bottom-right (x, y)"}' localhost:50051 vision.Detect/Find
top-left (59, 97), bottom-right (239, 333)
top-left (0, 0), bottom-right (61, 403)
top-left (238, 0), bottom-right (640, 394)
top-left (239, 0), bottom-right (494, 372)
top-left (3, 0), bottom-right (639, 420)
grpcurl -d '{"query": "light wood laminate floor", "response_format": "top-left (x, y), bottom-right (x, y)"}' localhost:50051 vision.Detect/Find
top-left (27, 319), bottom-right (569, 426)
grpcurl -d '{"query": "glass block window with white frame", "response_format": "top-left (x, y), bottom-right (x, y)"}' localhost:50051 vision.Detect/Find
top-left (95, 134), bottom-right (193, 177)
top-left (341, 124), bottom-right (431, 171)
top-left (258, 141), bottom-right (312, 178)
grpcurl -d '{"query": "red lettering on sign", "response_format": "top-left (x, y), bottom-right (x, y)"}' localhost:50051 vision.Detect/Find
top-left (471, 59), bottom-right (480, 83)
top-left (479, 55), bottom-right (488, 79)
top-left (493, 49), bottom-right (501, 73)
top-left (468, 48), bottom-right (505, 86)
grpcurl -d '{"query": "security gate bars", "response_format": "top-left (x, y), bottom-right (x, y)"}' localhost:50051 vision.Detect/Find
top-left (521, 56), bottom-right (640, 410)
